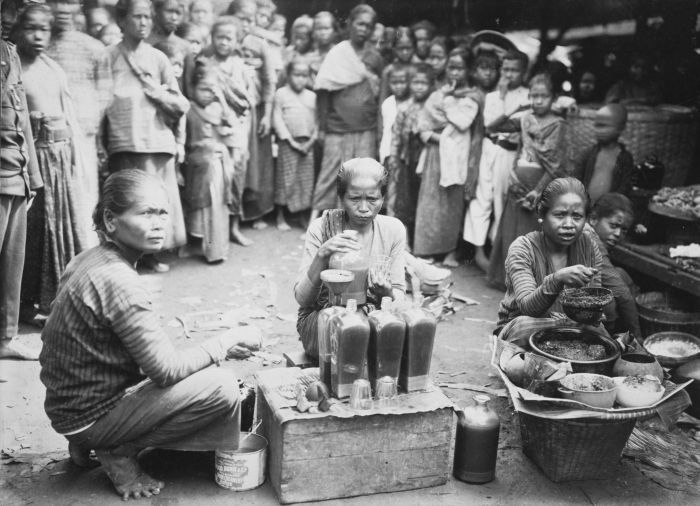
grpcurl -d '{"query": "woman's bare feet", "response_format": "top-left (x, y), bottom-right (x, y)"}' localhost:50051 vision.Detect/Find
top-left (252, 219), bottom-right (268, 230)
top-left (442, 251), bottom-right (459, 268)
top-left (230, 227), bottom-right (253, 246)
top-left (0, 338), bottom-right (40, 360)
top-left (68, 441), bottom-right (99, 469)
top-left (473, 246), bottom-right (490, 272)
top-left (276, 220), bottom-right (291, 231)
top-left (95, 448), bottom-right (164, 501)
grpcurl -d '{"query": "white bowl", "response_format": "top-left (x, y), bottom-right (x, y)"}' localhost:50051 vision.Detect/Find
top-left (612, 375), bottom-right (664, 408)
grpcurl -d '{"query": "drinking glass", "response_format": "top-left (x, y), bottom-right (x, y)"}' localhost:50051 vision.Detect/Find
top-left (349, 379), bottom-right (372, 410)
top-left (375, 376), bottom-right (398, 408)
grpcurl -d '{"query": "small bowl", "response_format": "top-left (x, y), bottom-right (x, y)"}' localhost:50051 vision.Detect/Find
top-left (558, 373), bottom-right (617, 408)
top-left (643, 331), bottom-right (700, 368)
top-left (612, 375), bottom-right (664, 408)
top-left (560, 287), bottom-right (613, 325)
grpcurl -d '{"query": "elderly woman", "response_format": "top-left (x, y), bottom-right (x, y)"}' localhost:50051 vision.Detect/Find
top-left (496, 178), bottom-right (605, 346)
top-left (295, 158), bottom-right (407, 358)
top-left (308, 4), bottom-right (384, 229)
top-left (39, 170), bottom-right (260, 500)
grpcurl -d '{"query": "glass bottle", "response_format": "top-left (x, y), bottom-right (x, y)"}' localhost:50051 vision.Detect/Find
top-left (367, 297), bottom-right (406, 393)
top-left (329, 299), bottom-right (370, 398)
top-left (453, 395), bottom-right (500, 484)
top-left (329, 230), bottom-right (369, 305)
top-left (398, 301), bottom-right (437, 392)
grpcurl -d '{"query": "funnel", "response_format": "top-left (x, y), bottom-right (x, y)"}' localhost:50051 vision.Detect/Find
top-left (321, 269), bottom-right (355, 306)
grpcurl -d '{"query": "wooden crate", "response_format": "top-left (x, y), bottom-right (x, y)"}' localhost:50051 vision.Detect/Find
top-left (255, 367), bottom-right (454, 504)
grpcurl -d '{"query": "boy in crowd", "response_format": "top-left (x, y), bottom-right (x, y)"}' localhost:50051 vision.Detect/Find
top-left (463, 50), bottom-right (530, 272)
top-left (573, 103), bottom-right (633, 203)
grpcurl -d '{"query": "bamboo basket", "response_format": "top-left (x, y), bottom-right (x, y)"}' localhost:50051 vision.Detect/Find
top-left (568, 105), bottom-right (698, 186)
top-left (518, 413), bottom-right (636, 482)
top-left (636, 291), bottom-right (700, 338)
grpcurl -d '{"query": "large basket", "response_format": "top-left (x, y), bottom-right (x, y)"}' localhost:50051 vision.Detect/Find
top-left (568, 105), bottom-right (698, 186)
top-left (518, 413), bottom-right (636, 482)
top-left (636, 291), bottom-right (700, 338)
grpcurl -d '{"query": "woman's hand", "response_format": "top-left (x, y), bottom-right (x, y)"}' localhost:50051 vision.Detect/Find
top-left (220, 326), bottom-right (263, 360)
top-left (368, 268), bottom-right (392, 299)
top-left (316, 231), bottom-right (361, 260)
top-left (554, 265), bottom-right (598, 288)
top-left (519, 189), bottom-right (540, 211)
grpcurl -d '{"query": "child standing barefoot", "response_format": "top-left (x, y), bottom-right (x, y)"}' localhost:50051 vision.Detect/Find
top-left (195, 16), bottom-right (255, 246)
top-left (487, 74), bottom-right (569, 289)
top-left (14, 3), bottom-right (89, 321)
top-left (183, 63), bottom-right (236, 263)
top-left (272, 59), bottom-right (317, 231)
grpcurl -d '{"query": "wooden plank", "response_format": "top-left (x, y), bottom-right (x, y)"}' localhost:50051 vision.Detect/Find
top-left (610, 244), bottom-right (700, 297)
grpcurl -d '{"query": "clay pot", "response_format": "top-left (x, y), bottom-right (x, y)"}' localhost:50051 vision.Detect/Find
top-left (612, 353), bottom-right (664, 382)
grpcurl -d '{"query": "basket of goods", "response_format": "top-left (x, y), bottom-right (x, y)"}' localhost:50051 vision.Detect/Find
top-left (560, 287), bottom-right (613, 325)
top-left (529, 327), bottom-right (620, 375)
top-left (648, 186), bottom-right (700, 245)
top-left (635, 291), bottom-right (700, 338)
top-left (492, 337), bottom-right (693, 482)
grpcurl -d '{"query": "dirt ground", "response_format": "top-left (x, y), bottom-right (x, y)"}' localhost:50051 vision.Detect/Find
top-left (1, 224), bottom-right (698, 505)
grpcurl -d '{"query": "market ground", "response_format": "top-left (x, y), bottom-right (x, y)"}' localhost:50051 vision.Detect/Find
top-left (1, 224), bottom-right (697, 505)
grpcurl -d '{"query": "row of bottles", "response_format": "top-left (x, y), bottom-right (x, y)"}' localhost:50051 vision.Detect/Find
top-left (318, 296), bottom-right (437, 399)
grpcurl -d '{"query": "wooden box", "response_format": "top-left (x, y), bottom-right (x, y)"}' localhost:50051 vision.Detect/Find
top-left (255, 367), bottom-right (454, 504)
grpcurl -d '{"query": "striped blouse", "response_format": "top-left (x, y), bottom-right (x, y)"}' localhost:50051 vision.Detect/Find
top-left (39, 242), bottom-right (226, 434)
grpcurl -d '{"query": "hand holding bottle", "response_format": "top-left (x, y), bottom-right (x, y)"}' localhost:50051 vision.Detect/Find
top-left (317, 231), bottom-right (361, 261)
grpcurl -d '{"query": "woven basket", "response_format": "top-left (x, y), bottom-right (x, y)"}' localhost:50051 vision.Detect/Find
top-left (636, 291), bottom-right (700, 338)
top-left (568, 105), bottom-right (698, 186)
top-left (518, 413), bottom-right (636, 482)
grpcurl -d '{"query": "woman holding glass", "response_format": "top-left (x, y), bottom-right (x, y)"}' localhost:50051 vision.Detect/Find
top-left (294, 158), bottom-right (406, 358)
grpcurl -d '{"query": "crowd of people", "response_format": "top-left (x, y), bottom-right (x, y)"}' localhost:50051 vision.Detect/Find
top-left (3, 0), bottom-right (687, 359)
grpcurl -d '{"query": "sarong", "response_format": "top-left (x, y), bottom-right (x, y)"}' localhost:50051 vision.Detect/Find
top-left (274, 137), bottom-right (314, 212)
top-left (312, 130), bottom-right (377, 211)
top-left (242, 103), bottom-right (275, 221)
top-left (413, 144), bottom-right (465, 257)
top-left (22, 139), bottom-right (87, 314)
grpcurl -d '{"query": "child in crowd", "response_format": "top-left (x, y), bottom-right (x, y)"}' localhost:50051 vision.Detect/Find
top-left (147, 0), bottom-right (189, 57)
top-left (197, 15), bottom-right (255, 246)
top-left (389, 63), bottom-right (435, 247)
top-left (427, 36), bottom-right (448, 86)
top-left (472, 48), bottom-right (500, 93)
top-left (269, 13), bottom-right (287, 43)
top-left (574, 104), bottom-right (633, 203)
top-left (283, 15), bottom-right (314, 67)
top-left (183, 63), bottom-right (237, 263)
top-left (584, 193), bottom-right (641, 338)
top-left (176, 22), bottom-right (207, 57)
top-left (255, 0), bottom-right (275, 29)
top-left (86, 7), bottom-right (112, 40)
top-left (410, 20), bottom-right (435, 63)
top-left (379, 27), bottom-right (415, 104)
top-left (414, 48), bottom-right (484, 266)
top-left (99, 23), bottom-right (122, 46)
top-left (605, 52), bottom-right (661, 106)
top-left (377, 25), bottom-right (395, 64)
top-left (488, 73), bottom-right (569, 289)
top-left (272, 59), bottom-right (317, 231)
top-left (189, 0), bottom-right (214, 33)
top-left (379, 63), bottom-right (412, 213)
top-left (13, 3), bottom-right (88, 322)
top-left (574, 69), bottom-right (600, 105)
top-left (307, 11), bottom-right (337, 80)
top-left (464, 50), bottom-right (530, 272)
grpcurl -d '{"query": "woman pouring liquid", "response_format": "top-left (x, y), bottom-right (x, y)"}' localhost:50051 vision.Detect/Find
top-left (294, 158), bottom-right (407, 358)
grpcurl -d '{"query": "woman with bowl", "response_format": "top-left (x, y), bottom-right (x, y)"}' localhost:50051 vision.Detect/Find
top-left (39, 170), bottom-right (261, 500)
top-left (295, 158), bottom-right (407, 358)
top-left (496, 177), bottom-right (607, 346)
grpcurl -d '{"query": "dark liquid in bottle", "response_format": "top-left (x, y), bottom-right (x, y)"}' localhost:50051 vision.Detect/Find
top-left (330, 310), bottom-right (370, 398)
top-left (399, 308), bottom-right (436, 392)
top-left (453, 424), bottom-right (500, 484)
top-left (368, 310), bottom-right (406, 392)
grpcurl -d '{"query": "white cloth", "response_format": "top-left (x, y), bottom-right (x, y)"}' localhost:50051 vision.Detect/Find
top-left (437, 95), bottom-right (479, 188)
top-left (314, 41), bottom-right (368, 92)
top-left (483, 86), bottom-right (530, 126)
top-left (463, 138), bottom-right (517, 246)
top-left (379, 95), bottom-right (397, 162)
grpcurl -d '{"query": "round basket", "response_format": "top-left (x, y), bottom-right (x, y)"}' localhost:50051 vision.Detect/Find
top-left (518, 413), bottom-right (636, 482)
top-left (636, 291), bottom-right (700, 339)
top-left (568, 105), bottom-right (698, 187)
